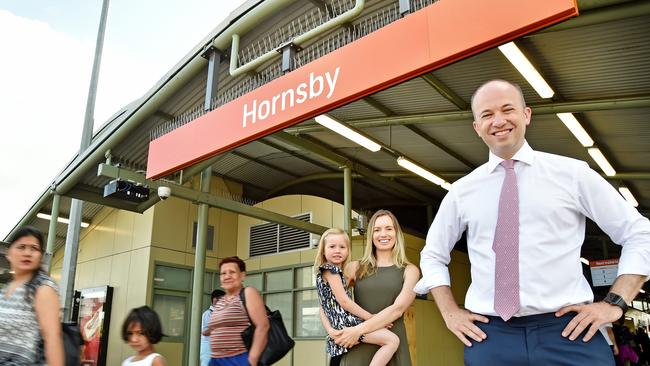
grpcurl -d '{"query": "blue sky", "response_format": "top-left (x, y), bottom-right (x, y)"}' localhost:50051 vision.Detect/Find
top-left (0, 0), bottom-right (246, 238)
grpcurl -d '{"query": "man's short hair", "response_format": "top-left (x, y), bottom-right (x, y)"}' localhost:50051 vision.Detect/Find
top-left (211, 289), bottom-right (225, 302)
top-left (470, 79), bottom-right (527, 118)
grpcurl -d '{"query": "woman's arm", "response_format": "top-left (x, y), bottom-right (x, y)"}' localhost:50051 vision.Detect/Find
top-left (319, 305), bottom-right (343, 338)
top-left (244, 287), bottom-right (270, 366)
top-left (334, 264), bottom-right (420, 348)
top-left (323, 270), bottom-right (373, 320)
top-left (34, 286), bottom-right (64, 366)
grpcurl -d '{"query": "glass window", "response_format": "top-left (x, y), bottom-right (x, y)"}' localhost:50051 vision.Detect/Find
top-left (203, 273), bottom-right (213, 293)
top-left (246, 273), bottom-right (263, 292)
top-left (295, 266), bottom-right (316, 288)
top-left (265, 270), bottom-right (293, 291)
top-left (295, 289), bottom-right (325, 337)
top-left (265, 292), bottom-right (293, 336)
top-left (153, 266), bottom-right (191, 290)
top-left (153, 294), bottom-right (187, 338)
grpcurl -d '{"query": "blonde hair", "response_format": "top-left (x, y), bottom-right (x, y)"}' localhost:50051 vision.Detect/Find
top-left (357, 210), bottom-right (410, 280)
top-left (313, 228), bottom-right (351, 272)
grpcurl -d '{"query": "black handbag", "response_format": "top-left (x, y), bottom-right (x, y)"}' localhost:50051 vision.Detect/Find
top-left (240, 287), bottom-right (295, 365)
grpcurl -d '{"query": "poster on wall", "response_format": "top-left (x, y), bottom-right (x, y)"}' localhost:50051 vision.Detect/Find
top-left (76, 286), bottom-right (113, 366)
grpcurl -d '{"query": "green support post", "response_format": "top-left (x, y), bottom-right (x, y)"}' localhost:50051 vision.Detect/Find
top-left (46, 193), bottom-right (61, 273)
top-left (188, 168), bottom-right (212, 366)
top-left (344, 166), bottom-right (352, 237)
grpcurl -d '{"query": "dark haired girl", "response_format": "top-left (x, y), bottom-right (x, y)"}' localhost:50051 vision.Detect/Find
top-left (121, 306), bottom-right (167, 366)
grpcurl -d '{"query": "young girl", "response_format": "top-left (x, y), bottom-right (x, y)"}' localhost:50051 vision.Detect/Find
top-left (315, 228), bottom-right (399, 366)
top-left (121, 306), bottom-right (167, 366)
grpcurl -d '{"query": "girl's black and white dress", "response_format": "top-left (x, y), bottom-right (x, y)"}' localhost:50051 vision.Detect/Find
top-left (316, 263), bottom-right (363, 357)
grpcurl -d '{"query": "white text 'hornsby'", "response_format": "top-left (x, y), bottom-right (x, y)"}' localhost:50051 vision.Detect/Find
top-left (242, 67), bottom-right (341, 128)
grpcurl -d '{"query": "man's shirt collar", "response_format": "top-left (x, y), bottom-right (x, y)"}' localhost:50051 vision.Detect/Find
top-left (487, 140), bottom-right (535, 173)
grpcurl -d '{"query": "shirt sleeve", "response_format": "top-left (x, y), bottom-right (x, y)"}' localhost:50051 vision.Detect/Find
top-left (414, 188), bottom-right (466, 294)
top-left (575, 161), bottom-right (650, 277)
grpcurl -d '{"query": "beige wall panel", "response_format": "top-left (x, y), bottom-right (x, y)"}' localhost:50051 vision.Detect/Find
top-left (245, 257), bottom-right (261, 271)
top-left (293, 340), bottom-right (327, 366)
top-left (301, 195), bottom-right (332, 227)
top-left (331, 202), bottom-right (344, 228)
top-left (205, 256), bottom-right (220, 272)
top-left (74, 260), bottom-right (94, 289)
top-left (133, 208), bottom-right (154, 248)
top-left (184, 203), bottom-right (199, 253)
top-left (77, 228), bottom-right (99, 263)
top-left (414, 299), bottom-right (464, 365)
top-left (92, 256), bottom-right (112, 286)
top-left (126, 247), bottom-right (150, 309)
top-left (261, 195), bottom-right (301, 216)
top-left (300, 248), bottom-right (318, 264)
top-left (152, 197), bottom-right (190, 250)
top-left (449, 251), bottom-right (471, 305)
top-left (113, 210), bottom-right (135, 253)
top-left (217, 210), bottom-right (238, 258)
top-left (155, 342), bottom-right (183, 366)
top-left (350, 236), bottom-right (366, 261)
top-left (95, 212), bottom-right (118, 259)
top-left (260, 251), bottom-right (301, 269)
top-left (150, 247), bottom-right (186, 267)
top-left (236, 215), bottom-right (257, 259)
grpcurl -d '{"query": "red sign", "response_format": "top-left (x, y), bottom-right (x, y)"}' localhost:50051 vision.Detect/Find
top-left (147, 0), bottom-right (578, 179)
top-left (590, 259), bottom-right (619, 267)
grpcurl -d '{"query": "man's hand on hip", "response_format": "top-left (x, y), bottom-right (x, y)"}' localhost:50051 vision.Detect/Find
top-left (442, 308), bottom-right (489, 347)
top-left (556, 302), bottom-right (623, 342)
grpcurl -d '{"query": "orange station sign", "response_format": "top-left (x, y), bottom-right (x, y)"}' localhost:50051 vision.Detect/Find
top-left (147, 0), bottom-right (578, 179)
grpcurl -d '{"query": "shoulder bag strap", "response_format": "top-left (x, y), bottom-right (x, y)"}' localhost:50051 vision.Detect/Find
top-left (239, 287), bottom-right (253, 323)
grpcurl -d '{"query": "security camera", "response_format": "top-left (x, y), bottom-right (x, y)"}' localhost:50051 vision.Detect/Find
top-left (157, 186), bottom-right (171, 200)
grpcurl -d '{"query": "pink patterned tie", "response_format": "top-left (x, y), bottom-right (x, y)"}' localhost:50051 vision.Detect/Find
top-left (493, 159), bottom-right (520, 321)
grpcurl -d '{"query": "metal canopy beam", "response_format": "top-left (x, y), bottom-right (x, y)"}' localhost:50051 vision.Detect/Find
top-left (97, 163), bottom-right (329, 235)
top-left (361, 94), bottom-right (475, 170)
top-left (405, 125), bottom-right (476, 169)
top-left (420, 73), bottom-right (469, 110)
top-left (285, 96), bottom-right (650, 133)
top-left (271, 132), bottom-right (435, 203)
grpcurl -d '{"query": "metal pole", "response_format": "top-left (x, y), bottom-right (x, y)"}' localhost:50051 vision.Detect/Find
top-left (343, 166), bottom-right (352, 237)
top-left (60, 0), bottom-right (110, 320)
top-left (188, 168), bottom-right (212, 366)
top-left (46, 194), bottom-right (61, 273)
top-left (188, 48), bottom-right (220, 366)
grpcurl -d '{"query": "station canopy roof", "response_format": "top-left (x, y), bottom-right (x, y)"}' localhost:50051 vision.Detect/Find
top-left (9, 0), bottom-right (650, 276)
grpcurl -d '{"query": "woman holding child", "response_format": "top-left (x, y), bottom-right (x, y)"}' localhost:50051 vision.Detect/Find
top-left (317, 210), bottom-right (420, 366)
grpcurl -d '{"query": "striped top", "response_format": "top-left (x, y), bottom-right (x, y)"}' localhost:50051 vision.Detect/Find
top-left (0, 272), bottom-right (58, 365)
top-left (208, 293), bottom-right (250, 358)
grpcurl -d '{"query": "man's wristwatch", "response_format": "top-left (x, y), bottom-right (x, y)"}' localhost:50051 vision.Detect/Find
top-left (603, 292), bottom-right (628, 314)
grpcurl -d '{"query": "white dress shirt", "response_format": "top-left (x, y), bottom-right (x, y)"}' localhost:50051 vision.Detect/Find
top-left (414, 141), bottom-right (650, 317)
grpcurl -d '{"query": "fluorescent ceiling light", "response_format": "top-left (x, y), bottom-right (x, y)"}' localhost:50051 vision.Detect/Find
top-left (640, 289), bottom-right (646, 294)
top-left (37, 213), bottom-right (90, 228)
top-left (498, 42), bottom-right (554, 99)
top-left (580, 257), bottom-right (589, 265)
top-left (397, 157), bottom-right (450, 189)
top-left (315, 114), bottom-right (381, 152)
top-left (618, 187), bottom-right (639, 207)
top-left (556, 113), bottom-right (594, 147)
top-left (587, 148), bottom-right (616, 177)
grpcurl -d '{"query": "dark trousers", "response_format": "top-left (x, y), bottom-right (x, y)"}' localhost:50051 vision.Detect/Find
top-left (464, 312), bottom-right (615, 366)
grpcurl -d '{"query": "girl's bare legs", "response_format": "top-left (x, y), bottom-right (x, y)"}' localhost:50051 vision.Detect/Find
top-left (361, 328), bottom-right (400, 366)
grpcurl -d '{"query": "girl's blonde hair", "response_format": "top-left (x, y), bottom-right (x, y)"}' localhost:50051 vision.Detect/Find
top-left (357, 209), bottom-right (410, 280)
top-left (313, 228), bottom-right (351, 272)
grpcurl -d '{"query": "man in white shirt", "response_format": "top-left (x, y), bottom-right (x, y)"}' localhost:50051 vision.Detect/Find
top-left (200, 289), bottom-right (224, 366)
top-left (414, 79), bottom-right (650, 365)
